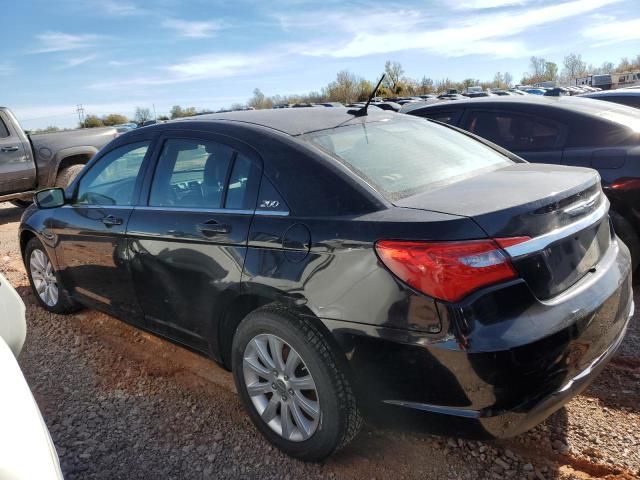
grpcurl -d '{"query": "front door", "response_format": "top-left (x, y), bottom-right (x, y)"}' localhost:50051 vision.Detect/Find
top-left (0, 110), bottom-right (35, 194)
top-left (127, 133), bottom-right (260, 350)
top-left (53, 140), bottom-right (152, 322)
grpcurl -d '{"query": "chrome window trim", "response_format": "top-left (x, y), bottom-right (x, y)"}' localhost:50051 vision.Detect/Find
top-left (63, 204), bottom-right (134, 210)
top-left (504, 197), bottom-right (609, 258)
top-left (254, 209), bottom-right (290, 217)
top-left (62, 204), bottom-right (290, 216)
top-left (134, 206), bottom-right (254, 215)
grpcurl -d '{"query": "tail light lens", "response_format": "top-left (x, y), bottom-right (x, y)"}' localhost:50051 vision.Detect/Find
top-left (375, 238), bottom-right (529, 303)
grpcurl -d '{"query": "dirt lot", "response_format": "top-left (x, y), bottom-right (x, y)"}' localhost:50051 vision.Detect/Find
top-left (1, 203), bottom-right (639, 480)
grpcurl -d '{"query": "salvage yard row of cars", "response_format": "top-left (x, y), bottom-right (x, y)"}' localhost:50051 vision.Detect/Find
top-left (0, 87), bottom-right (638, 464)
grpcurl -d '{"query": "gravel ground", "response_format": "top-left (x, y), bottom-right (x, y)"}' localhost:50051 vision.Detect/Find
top-left (1, 203), bottom-right (639, 480)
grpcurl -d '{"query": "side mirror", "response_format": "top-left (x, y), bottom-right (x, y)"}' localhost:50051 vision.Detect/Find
top-left (34, 188), bottom-right (66, 209)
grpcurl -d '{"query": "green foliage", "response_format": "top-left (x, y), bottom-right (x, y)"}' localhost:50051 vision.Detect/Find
top-left (82, 115), bottom-right (104, 128)
top-left (170, 105), bottom-right (198, 118)
top-left (102, 113), bottom-right (129, 126)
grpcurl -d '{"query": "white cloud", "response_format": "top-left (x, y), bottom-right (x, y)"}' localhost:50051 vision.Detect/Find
top-left (451, 0), bottom-right (530, 9)
top-left (286, 0), bottom-right (621, 58)
top-left (90, 53), bottom-right (267, 89)
top-left (31, 31), bottom-right (106, 53)
top-left (0, 63), bottom-right (14, 76)
top-left (161, 19), bottom-right (224, 38)
top-left (584, 18), bottom-right (640, 46)
top-left (99, 0), bottom-right (143, 16)
top-left (108, 59), bottom-right (142, 67)
top-left (65, 55), bottom-right (97, 68)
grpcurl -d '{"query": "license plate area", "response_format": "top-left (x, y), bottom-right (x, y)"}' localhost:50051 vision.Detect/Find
top-left (513, 219), bottom-right (611, 300)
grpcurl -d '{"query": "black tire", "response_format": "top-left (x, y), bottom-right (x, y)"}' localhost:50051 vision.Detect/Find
top-left (54, 164), bottom-right (85, 189)
top-left (611, 211), bottom-right (640, 274)
top-left (10, 199), bottom-right (32, 208)
top-left (232, 305), bottom-right (362, 461)
top-left (24, 237), bottom-right (79, 314)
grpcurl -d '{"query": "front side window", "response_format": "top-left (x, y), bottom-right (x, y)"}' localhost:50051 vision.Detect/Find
top-left (76, 141), bottom-right (149, 205)
top-left (467, 111), bottom-right (562, 150)
top-left (149, 139), bottom-right (234, 208)
top-left (304, 116), bottom-right (512, 200)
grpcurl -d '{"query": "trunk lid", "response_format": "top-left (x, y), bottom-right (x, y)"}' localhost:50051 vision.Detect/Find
top-left (396, 163), bottom-right (611, 300)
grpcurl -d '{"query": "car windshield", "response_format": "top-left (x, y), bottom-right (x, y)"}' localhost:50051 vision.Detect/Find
top-left (304, 116), bottom-right (512, 200)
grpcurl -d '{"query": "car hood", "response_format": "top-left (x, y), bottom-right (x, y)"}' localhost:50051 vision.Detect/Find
top-left (0, 271), bottom-right (26, 357)
top-left (0, 338), bottom-right (63, 480)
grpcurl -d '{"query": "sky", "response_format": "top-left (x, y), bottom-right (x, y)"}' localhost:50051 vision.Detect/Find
top-left (1, 0), bottom-right (639, 130)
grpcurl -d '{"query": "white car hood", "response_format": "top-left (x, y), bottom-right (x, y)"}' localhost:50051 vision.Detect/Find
top-left (0, 338), bottom-right (63, 480)
top-left (0, 272), bottom-right (26, 357)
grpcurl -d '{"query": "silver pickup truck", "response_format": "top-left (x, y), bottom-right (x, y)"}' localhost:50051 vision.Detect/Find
top-left (0, 107), bottom-right (118, 206)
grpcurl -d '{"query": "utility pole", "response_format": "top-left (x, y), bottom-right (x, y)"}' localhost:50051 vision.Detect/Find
top-left (76, 104), bottom-right (85, 127)
top-left (152, 103), bottom-right (157, 120)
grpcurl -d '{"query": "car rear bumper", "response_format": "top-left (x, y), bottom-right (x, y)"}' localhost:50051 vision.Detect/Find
top-left (322, 237), bottom-right (633, 438)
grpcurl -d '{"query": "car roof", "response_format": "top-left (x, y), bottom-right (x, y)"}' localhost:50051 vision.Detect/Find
top-left (407, 95), bottom-right (638, 117)
top-left (174, 107), bottom-right (394, 136)
top-left (581, 90), bottom-right (640, 98)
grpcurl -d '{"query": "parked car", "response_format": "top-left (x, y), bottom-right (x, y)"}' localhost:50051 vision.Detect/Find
top-left (544, 87), bottom-right (570, 96)
top-left (20, 108), bottom-right (633, 461)
top-left (0, 272), bottom-right (63, 479)
top-left (373, 101), bottom-right (402, 112)
top-left (524, 88), bottom-right (547, 95)
top-left (579, 89), bottom-right (640, 109)
top-left (405, 96), bottom-right (640, 270)
top-left (0, 107), bottom-right (118, 207)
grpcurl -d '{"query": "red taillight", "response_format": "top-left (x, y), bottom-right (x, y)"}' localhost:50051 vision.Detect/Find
top-left (609, 177), bottom-right (640, 191)
top-left (375, 237), bottom-right (529, 303)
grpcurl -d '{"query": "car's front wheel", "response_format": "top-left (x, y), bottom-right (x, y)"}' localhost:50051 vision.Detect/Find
top-left (25, 237), bottom-right (78, 314)
top-left (232, 306), bottom-right (362, 461)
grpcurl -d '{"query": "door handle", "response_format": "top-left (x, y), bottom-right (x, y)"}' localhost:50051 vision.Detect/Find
top-left (197, 220), bottom-right (231, 237)
top-left (0, 146), bottom-right (19, 152)
top-left (102, 215), bottom-right (123, 227)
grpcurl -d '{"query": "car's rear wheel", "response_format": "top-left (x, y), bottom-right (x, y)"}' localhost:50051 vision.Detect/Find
top-left (25, 237), bottom-right (79, 314)
top-left (232, 306), bottom-right (362, 461)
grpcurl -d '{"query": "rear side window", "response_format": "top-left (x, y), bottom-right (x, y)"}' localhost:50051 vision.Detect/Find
top-left (466, 111), bottom-right (563, 150)
top-left (0, 118), bottom-right (9, 138)
top-left (305, 116), bottom-right (511, 200)
top-left (150, 139), bottom-right (234, 209)
top-left (76, 142), bottom-right (149, 205)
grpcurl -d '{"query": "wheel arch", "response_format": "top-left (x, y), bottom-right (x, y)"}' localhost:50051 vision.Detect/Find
top-left (215, 289), bottom-right (348, 375)
top-left (43, 147), bottom-right (97, 186)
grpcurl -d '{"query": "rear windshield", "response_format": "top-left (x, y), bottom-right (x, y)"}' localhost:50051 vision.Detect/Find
top-left (304, 116), bottom-right (512, 200)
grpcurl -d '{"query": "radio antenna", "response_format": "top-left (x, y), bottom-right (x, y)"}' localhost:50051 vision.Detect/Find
top-left (348, 73), bottom-right (385, 117)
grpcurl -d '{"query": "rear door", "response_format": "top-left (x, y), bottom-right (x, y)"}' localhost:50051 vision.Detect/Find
top-left (127, 131), bottom-right (261, 351)
top-left (461, 109), bottom-right (566, 164)
top-left (54, 139), bottom-right (153, 322)
top-left (0, 110), bottom-right (35, 194)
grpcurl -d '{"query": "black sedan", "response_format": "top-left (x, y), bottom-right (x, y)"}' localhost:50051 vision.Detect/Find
top-left (406, 96), bottom-right (640, 271)
top-left (20, 108), bottom-right (633, 460)
top-left (579, 89), bottom-right (640, 109)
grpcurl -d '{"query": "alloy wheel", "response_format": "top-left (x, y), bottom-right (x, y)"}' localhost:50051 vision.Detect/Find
top-left (30, 249), bottom-right (59, 307)
top-left (242, 333), bottom-right (320, 442)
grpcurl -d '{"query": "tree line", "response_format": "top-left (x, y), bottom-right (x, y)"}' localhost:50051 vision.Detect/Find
top-left (71, 51), bottom-right (640, 129)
